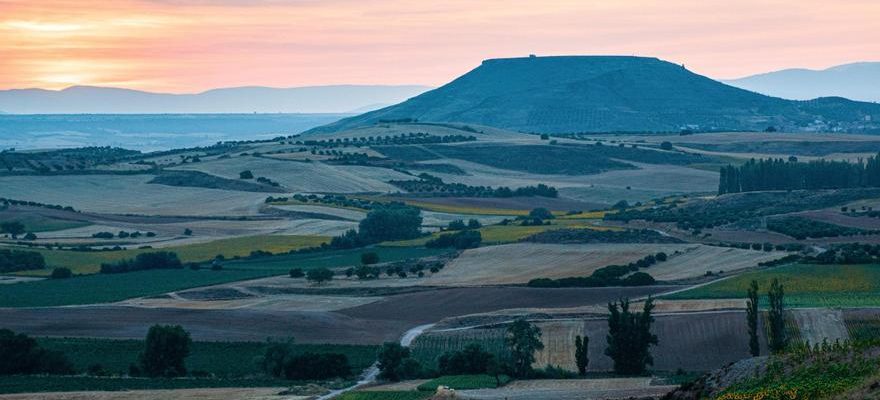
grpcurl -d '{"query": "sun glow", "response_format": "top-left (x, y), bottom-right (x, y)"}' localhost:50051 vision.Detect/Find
top-left (0, 0), bottom-right (878, 92)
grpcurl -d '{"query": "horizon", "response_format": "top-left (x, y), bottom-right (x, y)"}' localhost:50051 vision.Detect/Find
top-left (2, 0), bottom-right (879, 93)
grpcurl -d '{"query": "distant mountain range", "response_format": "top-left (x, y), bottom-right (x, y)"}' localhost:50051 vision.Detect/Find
top-left (0, 85), bottom-right (431, 114)
top-left (724, 62), bottom-right (880, 102)
top-left (309, 56), bottom-right (880, 134)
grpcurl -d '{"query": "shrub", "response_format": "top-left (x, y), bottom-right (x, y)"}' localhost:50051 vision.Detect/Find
top-left (307, 267), bottom-right (334, 284)
top-left (289, 268), bottom-right (305, 278)
top-left (50, 267), bottom-right (72, 279)
top-left (239, 170), bottom-right (254, 179)
top-left (361, 252), bottom-right (380, 265)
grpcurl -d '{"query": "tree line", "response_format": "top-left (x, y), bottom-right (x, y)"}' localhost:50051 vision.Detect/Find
top-left (719, 154), bottom-right (880, 194)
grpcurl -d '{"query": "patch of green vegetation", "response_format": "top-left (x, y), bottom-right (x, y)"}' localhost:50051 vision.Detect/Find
top-left (666, 264), bottom-right (880, 308)
top-left (0, 268), bottom-right (273, 307)
top-left (0, 215), bottom-right (90, 233)
top-left (767, 216), bottom-right (873, 239)
top-left (336, 391), bottom-right (432, 400)
top-left (0, 376), bottom-right (289, 394)
top-left (417, 374), bottom-right (509, 391)
top-left (410, 329), bottom-right (509, 371)
top-left (37, 338), bottom-right (378, 378)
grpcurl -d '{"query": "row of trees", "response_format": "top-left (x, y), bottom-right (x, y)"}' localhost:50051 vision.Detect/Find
top-left (746, 278), bottom-right (787, 356)
top-left (99, 251), bottom-right (182, 274)
top-left (719, 154), bottom-right (880, 194)
top-left (390, 174), bottom-right (558, 198)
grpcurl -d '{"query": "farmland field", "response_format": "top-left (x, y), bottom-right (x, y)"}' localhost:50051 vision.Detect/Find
top-left (666, 264), bottom-right (880, 307)
top-left (0, 268), bottom-right (277, 307)
top-left (0, 377), bottom-right (288, 395)
top-left (416, 374), bottom-right (509, 391)
top-left (0, 175), bottom-right (268, 216)
top-left (10, 234), bottom-right (330, 275)
top-left (421, 243), bottom-right (782, 286)
top-left (335, 391), bottom-right (432, 400)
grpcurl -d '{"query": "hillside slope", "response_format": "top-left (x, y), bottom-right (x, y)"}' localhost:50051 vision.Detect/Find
top-left (309, 56), bottom-right (880, 134)
top-left (725, 62), bottom-right (880, 102)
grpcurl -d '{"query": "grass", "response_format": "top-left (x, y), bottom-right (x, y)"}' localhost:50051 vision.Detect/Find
top-left (12, 234), bottom-right (330, 275)
top-left (666, 264), bottom-right (880, 308)
top-left (417, 374), bottom-right (510, 391)
top-left (0, 245), bottom-right (444, 307)
top-left (3, 215), bottom-right (92, 233)
top-left (337, 392), bottom-right (432, 400)
top-left (37, 337), bottom-right (378, 377)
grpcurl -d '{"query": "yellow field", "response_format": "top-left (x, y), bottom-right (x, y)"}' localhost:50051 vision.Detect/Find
top-left (11, 235), bottom-right (329, 275)
top-left (398, 199), bottom-right (532, 216)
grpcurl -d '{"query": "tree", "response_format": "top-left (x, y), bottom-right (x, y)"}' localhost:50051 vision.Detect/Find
top-left (239, 170), bottom-right (254, 179)
top-left (261, 340), bottom-right (350, 380)
top-left (438, 344), bottom-right (494, 375)
top-left (139, 324), bottom-right (191, 377)
top-left (183, 228), bottom-right (193, 236)
top-left (50, 267), bottom-right (72, 279)
top-left (746, 280), bottom-right (760, 356)
top-left (467, 219), bottom-right (482, 229)
top-left (505, 319), bottom-right (543, 378)
top-left (767, 278), bottom-right (787, 353)
top-left (358, 203), bottom-right (423, 243)
top-left (0, 221), bottom-right (25, 239)
top-left (361, 252), bottom-right (380, 265)
top-left (605, 297), bottom-right (658, 375)
top-left (23, 232), bottom-right (36, 240)
top-left (660, 141), bottom-right (673, 151)
top-left (575, 335), bottom-right (589, 376)
top-left (0, 329), bottom-right (73, 375)
top-left (377, 342), bottom-right (412, 381)
top-left (306, 268), bottom-right (334, 284)
top-left (288, 268), bottom-right (304, 278)
top-left (528, 207), bottom-right (554, 220)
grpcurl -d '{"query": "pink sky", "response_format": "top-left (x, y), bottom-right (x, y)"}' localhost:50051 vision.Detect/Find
top-left (0, 0), bottom-right (878, 92)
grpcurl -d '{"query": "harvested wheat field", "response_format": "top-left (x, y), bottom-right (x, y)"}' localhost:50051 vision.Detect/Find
top-left (646, 245), bottom-right (788, 281)
top-left (421, 243), bottom-right (781, 286)
top-left (792, 308), bottom-right (849, 346)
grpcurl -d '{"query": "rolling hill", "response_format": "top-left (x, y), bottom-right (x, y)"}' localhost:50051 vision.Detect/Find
top-left (0, 84), bottom-right (430, 114)
top-left (725, 62), bottom-right (880, 102)
top-left (309, 56), bottom-right (880, 134)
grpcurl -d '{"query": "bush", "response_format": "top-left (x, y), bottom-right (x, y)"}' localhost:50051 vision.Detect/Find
top-left (307, 268), bottom-right (334, 284)
top-left (239, 170), bottom-right (254, 179)
top-left (50, 267), bottom-right (72, 279)
top-left (261, 342), bottom-right (351, 380)
top-left (0, 249), bottom-right (46, 273)
top-left (289, 268), bottom-right (305, 278)
top-left (100, 251), bottom-right (182, 274)
top-left (438, 344), bottom-right (495, 375)
top-left (426, 230), bottom-right (482, 249)
top-left (361, 252), bottom-right (380, 265)
top-left (528, 207), bottom-right (554, 220)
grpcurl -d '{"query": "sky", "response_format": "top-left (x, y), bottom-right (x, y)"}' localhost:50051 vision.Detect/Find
top-left (1, 0), bottom-right (878, 93)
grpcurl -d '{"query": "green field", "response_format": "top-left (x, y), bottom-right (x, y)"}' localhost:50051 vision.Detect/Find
top-left (0, 245), bottom-right (445, 307)
top-left (13, 234), bottom-right (330, 275)
top-left (0, 376), bottom-right (288, 394)
top-left (2, 214), bottom-right (92, 233)
top-left (337, 391), bottom-right (432, 400)
top-left (417, 374), bottom-right (509, 391)
top-left (666, 264), bottom-right (880, 307)
top-left (38, 338), bottom-right (378, 377)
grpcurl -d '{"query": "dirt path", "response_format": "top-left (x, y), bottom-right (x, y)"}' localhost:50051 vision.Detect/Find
top-left (792, 308), bottom-right (849, 345)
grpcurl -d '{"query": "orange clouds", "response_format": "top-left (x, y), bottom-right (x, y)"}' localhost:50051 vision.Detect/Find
top-left (0, 0), bottom-right (877, 92)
